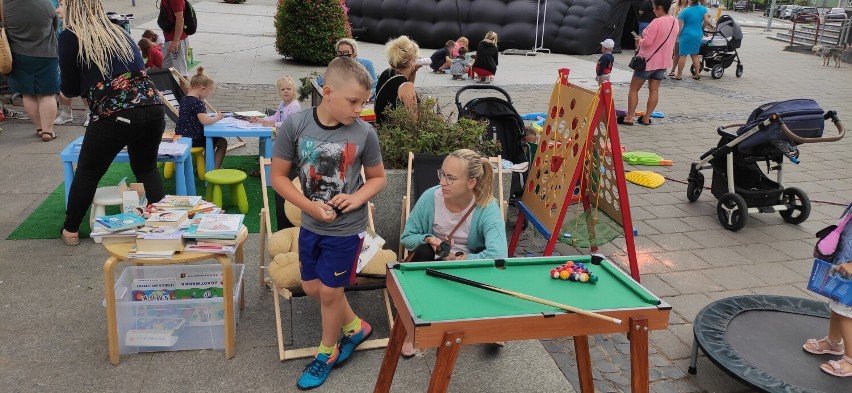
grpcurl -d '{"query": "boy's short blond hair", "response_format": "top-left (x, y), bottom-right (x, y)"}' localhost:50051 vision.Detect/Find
top-left (385, 35), bottom-right (420, 69)
top-left (324, 56), bottom-right (373, 91)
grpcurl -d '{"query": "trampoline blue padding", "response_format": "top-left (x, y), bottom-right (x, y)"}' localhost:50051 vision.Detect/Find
top-left (689, 295), bottom-right (846, 393)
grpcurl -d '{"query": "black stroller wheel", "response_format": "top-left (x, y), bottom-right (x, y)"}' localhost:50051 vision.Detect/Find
top-left (717, 193), bottom-right (748, 231)
top-left (711, 64), bottom-right (724, 79)
top-left (687, 172), bottom-right (704, 202)
top-left (779, 187), bottom-right (810, 224)
top-left (735, 64), bottom-right (743, 78)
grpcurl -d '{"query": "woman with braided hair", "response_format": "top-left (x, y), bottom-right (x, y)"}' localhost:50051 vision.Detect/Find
top-left (58, 0), bottom-right (166, 246)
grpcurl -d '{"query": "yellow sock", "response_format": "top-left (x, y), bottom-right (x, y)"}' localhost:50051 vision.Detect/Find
top-left (342, 316), bottom-right (362, 336)
top-left (317, 342), bottom-right (336, 357)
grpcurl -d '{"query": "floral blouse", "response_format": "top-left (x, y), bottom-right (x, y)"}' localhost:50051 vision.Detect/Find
top-left (86, 70), bottom-right (162, 122)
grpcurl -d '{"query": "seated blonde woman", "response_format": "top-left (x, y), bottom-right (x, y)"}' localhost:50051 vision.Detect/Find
top-left (399, 149), bottom-right (508, 356)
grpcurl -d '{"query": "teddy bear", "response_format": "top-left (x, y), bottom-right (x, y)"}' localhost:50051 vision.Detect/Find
top-left (265, 178), bottom-right (397, 294)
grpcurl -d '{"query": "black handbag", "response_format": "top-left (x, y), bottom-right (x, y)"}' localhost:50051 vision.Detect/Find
top-left (629, 20), bottom-right (676, 72)
top-left (404, 205), bottom-right (475, 262)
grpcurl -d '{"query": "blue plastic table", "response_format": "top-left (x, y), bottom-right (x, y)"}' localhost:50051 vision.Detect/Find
top-left (60, 136), bottom-right (196, 207)
top-left (203, 121), bottom-right (273, 184)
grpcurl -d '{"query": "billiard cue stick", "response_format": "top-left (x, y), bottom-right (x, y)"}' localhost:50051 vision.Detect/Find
top-left (425, 268), bottom-right (622, 325)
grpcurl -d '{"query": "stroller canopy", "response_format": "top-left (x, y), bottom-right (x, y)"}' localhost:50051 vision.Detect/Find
top-left (735, 99), bottom-right (825, 153)
top-left (716, 15), bottom-right (743, 49)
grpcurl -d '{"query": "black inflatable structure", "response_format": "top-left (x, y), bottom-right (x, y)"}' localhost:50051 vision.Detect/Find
top-left (346, 0), bottom-right (644, 55)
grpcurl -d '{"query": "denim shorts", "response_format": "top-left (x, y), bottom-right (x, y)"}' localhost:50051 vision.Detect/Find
top-left (633, 69), bottom-right (666, 81)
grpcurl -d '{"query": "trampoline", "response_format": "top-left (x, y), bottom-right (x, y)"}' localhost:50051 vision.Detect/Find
top-left (689, 295), bottom-right (848, 393)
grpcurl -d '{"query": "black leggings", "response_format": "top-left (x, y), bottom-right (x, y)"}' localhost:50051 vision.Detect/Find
top-left (63, 105), bottom-right (166, 232)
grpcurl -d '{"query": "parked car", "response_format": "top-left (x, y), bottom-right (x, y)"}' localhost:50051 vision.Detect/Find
top-left (708, 0), bottom-right (719, 7)
top-left (782, 5), bottom-right (802, 19)
top-left (734, 0), bottom-right (748, 12)
top-left (824, 8), bottom-right (848, 23)
top-left (773, 5), bottom-right (788, 18)
top-left (793, 7), bottom-right (819, 22)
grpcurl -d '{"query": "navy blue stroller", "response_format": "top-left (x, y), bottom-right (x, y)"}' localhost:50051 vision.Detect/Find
top-left (687, 99), bottom-right (845, 231)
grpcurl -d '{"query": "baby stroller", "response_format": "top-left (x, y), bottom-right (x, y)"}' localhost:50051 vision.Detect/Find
top-left (686, 99), bottom-right (844, 231)
top-left (694, 14), bottom-right (743, 79)
top-left (456, 85), bottom-right (527, 199)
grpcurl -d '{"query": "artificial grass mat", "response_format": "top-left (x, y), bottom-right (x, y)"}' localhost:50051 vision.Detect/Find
top-left (7, 155), bottom-right (278, 240)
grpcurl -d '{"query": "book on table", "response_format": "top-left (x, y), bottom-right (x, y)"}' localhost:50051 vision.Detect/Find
top-left (157, 141), bottom-right (188, 157)
top-left (135, 227), bottom-right (186, 252)
top-left (94, 212), bottom-right (146, 232)
top-left (153, 195), bottom-right (203, 210)
top-left (127, 246), bottom-right (175, 260)
top-left (193, 226), bottom-right (248, 246)
top-left (91, 226), bottom-right (138, 244)
top-left (145, 210), bottom-right (189, 227)
top-left (184, 214), bottom-right (245, 239)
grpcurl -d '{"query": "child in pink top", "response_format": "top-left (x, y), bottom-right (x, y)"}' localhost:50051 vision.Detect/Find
top-left (251, 75), bottom-right (302, 128)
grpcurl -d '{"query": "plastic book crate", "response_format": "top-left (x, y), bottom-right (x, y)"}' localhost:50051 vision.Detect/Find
top-left (807, 259), bottom-right (852, 306)
top-left (107, 263), bottom-right (244, 355)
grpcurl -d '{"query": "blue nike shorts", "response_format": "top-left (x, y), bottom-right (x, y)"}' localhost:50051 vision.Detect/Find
top-left (298, 227), bottom-right (362, 288)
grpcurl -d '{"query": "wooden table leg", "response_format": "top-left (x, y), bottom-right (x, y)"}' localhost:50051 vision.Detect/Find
top-left (629, 317), bottom-right (650, 393)
top-left (103, 257), bottom-right (121, 365)
top-left (216, 255), bottom-right (236, 359)
top-left (235, 242), bottom-right (245, 310)
top-left (573, 336), bottom-right (595, 393)
top-left (428, 330), bottom-right (465, 393)
top-left (374, 314), bottom-right (406, 393)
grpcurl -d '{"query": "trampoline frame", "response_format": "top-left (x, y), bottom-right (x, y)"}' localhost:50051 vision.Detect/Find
top-left (688, 295), bottom-right (831, 393)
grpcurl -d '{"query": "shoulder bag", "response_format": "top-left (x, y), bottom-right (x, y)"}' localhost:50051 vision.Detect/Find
top-left (814, 203), bottom-right (852, 262)
top-left (404, 204), bottom-right (476, 262)
top-left (0, 0), bottom-right (12, 74)
top-left (629, 19), bottom-right (676, 72)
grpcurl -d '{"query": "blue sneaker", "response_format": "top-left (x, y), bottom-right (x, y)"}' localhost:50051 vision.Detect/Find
top-left (296, 348), bottom-right (338, 390)
top-left (335, 320), bottom-right (373, 366)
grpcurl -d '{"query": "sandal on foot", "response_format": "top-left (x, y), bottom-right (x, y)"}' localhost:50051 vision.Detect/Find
top-left (804, 337), bottom-right (844, 355)
top-left (41, 131), bottom-right (57, 142)
top-left (671, 76), bottom-right (682, 80)
top-left (668, 71), bottom-right (676, 77)
top-left (36, 128), bottom-right (43, 137)
top-left (820, 356), bottom-right (852, 377)
top-left (641, 118), bottom-right (653, 126)
top-left (692, 75), bottom-right (701, 80)
top-left (617, 116), bottom-right (634, 126)
top-left (60, 229), bottom-right (80, 246)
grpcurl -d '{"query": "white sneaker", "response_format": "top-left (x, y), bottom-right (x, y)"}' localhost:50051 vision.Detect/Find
top-left (54, 107), bottom-right (73, 125)
top-left (83, 111), bottom-right (90, 127)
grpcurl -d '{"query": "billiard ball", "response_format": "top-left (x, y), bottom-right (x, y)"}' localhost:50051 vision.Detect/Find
top-left (589, 274), bottom-right (598, 284)
top-left (559, 270), bottom-right (570, 280)
top-left (579, 273), bottom-right (589, 283)
top-left (551, 271), bottom-right (560, 279)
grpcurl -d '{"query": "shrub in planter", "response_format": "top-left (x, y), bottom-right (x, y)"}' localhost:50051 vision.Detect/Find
top-left (275, 0), bottom-right (350, 65)
top-left (377, 97), bottom-right (497, 169)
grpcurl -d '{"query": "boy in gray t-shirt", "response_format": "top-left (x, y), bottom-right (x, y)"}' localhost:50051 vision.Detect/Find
top-left (270, 57), bottom-right (385, 390)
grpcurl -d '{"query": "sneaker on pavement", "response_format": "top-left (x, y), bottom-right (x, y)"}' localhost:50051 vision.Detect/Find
top-left (297, 348), bottom-right (339, 390)
top-left (54, 107), bottom-right (73, 125)
top-left (83, 111), bottom-right (90, 127)
top-left (335, 320), bottom-right (373, 366)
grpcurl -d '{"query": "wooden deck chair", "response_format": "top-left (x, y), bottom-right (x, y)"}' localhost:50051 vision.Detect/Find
top-left (258, 157), bottom-right (395, 361)
top-left (398, 152), bottom-right (506, 258)
top-left (148, 67), bottom-right (246, 151)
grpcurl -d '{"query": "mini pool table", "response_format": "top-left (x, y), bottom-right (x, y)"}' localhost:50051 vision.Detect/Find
top-left (374, 255), bottom-right (671, 393)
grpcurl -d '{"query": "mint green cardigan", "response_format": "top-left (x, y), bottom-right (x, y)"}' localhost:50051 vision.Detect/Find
top-left (400, 186), bottom-right (508, 260)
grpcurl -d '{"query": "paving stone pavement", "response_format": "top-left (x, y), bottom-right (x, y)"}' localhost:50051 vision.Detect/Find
top-left (1, 1), bottom-right (851, 392)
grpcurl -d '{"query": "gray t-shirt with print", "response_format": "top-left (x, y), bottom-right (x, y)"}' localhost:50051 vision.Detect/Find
top-left (273, 108), bottom-right (383, 236)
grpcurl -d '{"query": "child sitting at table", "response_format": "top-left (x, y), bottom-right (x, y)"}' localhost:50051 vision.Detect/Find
top-left (250, 75), bottom-right (302, 128)
top-left (176, 67), bottom-right (227, 169)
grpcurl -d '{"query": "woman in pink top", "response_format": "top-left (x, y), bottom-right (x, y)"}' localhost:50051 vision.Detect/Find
top-left (623, 0), bottom-right (679, 126)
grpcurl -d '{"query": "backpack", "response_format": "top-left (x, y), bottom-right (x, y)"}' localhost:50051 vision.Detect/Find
top-left (157, 0), bottom-right (198, 36)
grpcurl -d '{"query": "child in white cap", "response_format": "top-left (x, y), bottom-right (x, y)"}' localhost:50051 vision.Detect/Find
top-left (596, 39), bottom-right (615, 85)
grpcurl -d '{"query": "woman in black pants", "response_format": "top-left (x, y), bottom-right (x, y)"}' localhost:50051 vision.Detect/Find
top-left (58, 0), bottom-right (166, 245)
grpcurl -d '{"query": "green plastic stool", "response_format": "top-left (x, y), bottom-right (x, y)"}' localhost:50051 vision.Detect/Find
top-left (204, 169), bottom-right (249, 213)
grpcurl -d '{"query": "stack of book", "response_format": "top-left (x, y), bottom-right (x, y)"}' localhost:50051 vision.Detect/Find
top-left (94, 212), bottom-right (146, 233)
top-left (152, 195), bottom-right (222, 217)
top-left (127, 247), bottom-right (176, 260)
top-left (157, 142), bottom-right (188, 158)
top-left (136, 227), bottom-right (187, 253)
top-left (183, 214), bottom-right (246, 254)
top-left (145, 210), bottom-right (189, 227)
top-left (91, 227), bottom-right (138, 244)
